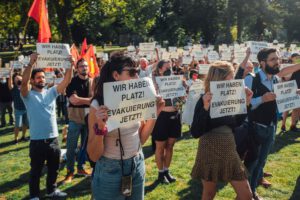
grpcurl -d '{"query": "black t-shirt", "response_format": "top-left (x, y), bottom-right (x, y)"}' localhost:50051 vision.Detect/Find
top-left (0, 79), bottom-right (13, 102)
top-left (291, 70), bottom-right (300, 88)
top-left (66, 76), bottom-right (90, 108)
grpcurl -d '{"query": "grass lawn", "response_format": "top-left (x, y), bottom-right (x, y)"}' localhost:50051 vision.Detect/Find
top-left (0, 116), bottom-right (300, 200)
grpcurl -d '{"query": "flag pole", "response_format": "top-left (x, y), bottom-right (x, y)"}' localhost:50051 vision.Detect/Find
top-left (13, 16), bottom-right (30, 60)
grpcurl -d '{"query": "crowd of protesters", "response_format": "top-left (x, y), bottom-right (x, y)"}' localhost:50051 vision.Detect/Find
top-left (0, 42), bottom-right (300, 200)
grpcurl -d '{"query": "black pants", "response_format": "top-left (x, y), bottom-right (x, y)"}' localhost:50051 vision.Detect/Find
top-left (29, 138), bottom-right (61, 198)
top-left (0, 101), bottom-right (13, 126)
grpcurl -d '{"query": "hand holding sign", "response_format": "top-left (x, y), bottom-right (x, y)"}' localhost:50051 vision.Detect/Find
top-left (262, 92), bottom-right (276, 103)
top-left (156, 96), bottom-right (165, 115)
top-left (203, 92), bottom-right (212, 111)
top-left (245, 87), bottom-right (253, 106)
top-left (95, 105), bottom-right (109, 130)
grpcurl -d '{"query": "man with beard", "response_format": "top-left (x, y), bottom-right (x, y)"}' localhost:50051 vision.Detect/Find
top-left (21, 53), bottom-right (74, 199)
top-left (244, 48), bottom-right (300, 200)
top-left (64, 58), bottom-right (92, 183)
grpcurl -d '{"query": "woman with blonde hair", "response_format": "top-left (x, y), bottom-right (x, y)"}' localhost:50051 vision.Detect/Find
top-left (191, 61), bottom-right (253, 200)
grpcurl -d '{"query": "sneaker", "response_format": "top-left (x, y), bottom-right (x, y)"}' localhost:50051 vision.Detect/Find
top-left (290, 125), bottom-right (300, 132)
top-left (45, 189), bottom-right (67, 198)
top-left (263, 172), bottom-right (272, 177)
top-left (77, 169), bottom-right (91, 176)
top-left (281, 125), bottom-right (286, 132)
top-left (258, 177), bottom-right (271, 188)
top-left (164, 170), bottom-right (176, 183)
top-left (63, 171), bottom-right (74, 184)
top-left (253, 192), bottom-right (264, 200)
top-left (157, 172), bottom-right (169, 184)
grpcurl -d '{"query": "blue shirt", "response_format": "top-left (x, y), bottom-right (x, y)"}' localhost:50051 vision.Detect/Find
top-left (244, 70), bottom-right (278, 110)
top-left (21, 86), bottom-right (59, 140)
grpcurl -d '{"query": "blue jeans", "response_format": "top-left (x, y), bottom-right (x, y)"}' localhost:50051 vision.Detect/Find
top-left (92, 152), bottom-right (145, 200)
top-left (248, 123), bottom-right (276, 193)
top-left (66, 120), bottom-right (87, 172)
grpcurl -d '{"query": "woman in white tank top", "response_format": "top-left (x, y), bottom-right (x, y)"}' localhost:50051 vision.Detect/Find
top-left (87, 52), bottom-right (164, 200)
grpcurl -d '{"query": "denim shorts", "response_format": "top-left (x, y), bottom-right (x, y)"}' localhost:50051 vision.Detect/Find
top-left (92, 152), bottom-right (145, 200)
top-left (14, 109), bottom-right (28, 128)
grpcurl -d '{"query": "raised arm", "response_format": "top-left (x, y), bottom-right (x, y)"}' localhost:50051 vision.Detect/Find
top-left (20, 53), bottom-right (37, 97)
top-left (277, 63), bottom-right (300, 78)
top-left (57, 56), bottom-right (74, 94)
top-left (8, 67), bottom-right (14, 90)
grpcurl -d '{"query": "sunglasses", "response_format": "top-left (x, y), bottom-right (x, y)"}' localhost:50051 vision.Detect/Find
top-left (122, 68), bottom-right (140, 77)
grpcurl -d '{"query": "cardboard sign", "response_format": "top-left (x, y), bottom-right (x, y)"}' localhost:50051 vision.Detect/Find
top-left (170, 52), bottom-right (179, 59)
top-left (162, 52), bottom-right (170, 60)
top-left (193, 50), bottom-right (205, 60)
top-left (198, 64), bottom-right (210, 75)
top-left (210, 80), bottom-right (247, 118)
top-left (207, 51), bottom-right (220, 62)
top-left (182, 56), bottom-right (192, 65)
top-left (104, 77), bottom-right (157, 131)
top-left (36, 43), bottom-right (71, 68)
top-left (274, 80), bottom-right (300, 113)
top-left (248, 41), bottom-right (268, 59)
top-left (0, 68), bottom-right (10, 78)
top-left (182, 80), bottom-right (204, 125)
top-left (168, 46), bottom-right (177, 52)
top-left (234, 51), bottom-right (246, 63)
top-left (155, 75), bottom-right (186, 99)
top-left (10, 61), bottom-right (23, 69)
top-left (139, 42), bottom-right (155, 52)
top-left (221, 51), bottom-right (232, 61)
top-left (127, 46), bottom-right (135, 52)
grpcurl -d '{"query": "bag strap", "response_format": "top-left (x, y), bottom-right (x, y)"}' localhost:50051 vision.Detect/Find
top-left (117, 128), bottom-right (134, 176)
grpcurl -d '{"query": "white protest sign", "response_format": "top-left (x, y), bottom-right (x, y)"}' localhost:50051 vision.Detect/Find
top-left (182, 80), bottom-right (204, 125)
top-left (192, 50), bottom-right (205, 60)
top-left (54, 77), bottom-right (64, 85)
top-left (0, 68), bottom-right (10, 78)
top-left (198, 64), bottom-right (210, 75)
top-left (127, 45), bottom-right (135, 52)
top-left (18, 55), bottom-right (30, 66)
top-left (10, 61), bottom-right (23, 69)
top-left (170, 51), bottom-right (179, 59)
top-left (207, 51), bottom-right (220, 62)
top-left (168, 46), bottom-right (177, 52)
top-left (274, 80), bottom-right (300, 113)
top-left (221, 51), bottom-right (232, 61)
top-left (44, 72), bottom-right (54, 84)
top-left (162, 52), bottom-right (170, 60)
top-left (104, 77), bottom-right (157, 131)
top-left (248, 41), bottom-right (268, 59)
top-left (139, 42), bottom-right (155, 52)
top-left (155, 75), bottom-right (186, 99)
top-left (36, 43), bottom-right (71, 68)
top-left (182, 56), bottom-right (192, 65)
top-left (234, 51), bottom-right (246, 63)
top-left (210, 80), bottom-right (247, 118)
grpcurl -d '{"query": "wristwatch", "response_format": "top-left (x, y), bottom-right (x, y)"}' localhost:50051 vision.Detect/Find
top-left (93, 123), bottom-right (108, 136)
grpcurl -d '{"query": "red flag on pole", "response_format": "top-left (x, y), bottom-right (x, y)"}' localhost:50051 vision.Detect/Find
top-left (81, 38), bottom-right (88, 56)
top-left (28, 0), bottom-right (51, 43)
top-left (83, 45), bottom-right (99, 78)
top-left (70, 44), bottom-right (80, 63)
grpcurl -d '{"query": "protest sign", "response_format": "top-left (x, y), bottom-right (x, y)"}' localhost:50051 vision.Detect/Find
top-left (45, 72), bottom-right (54, 84)
top-left (210, 80), bottom-right (247, 118)
top-left (207, 51), bottom-right (220, 62)
top-left (170, 51), bottom-right (179, 59)
top-left (198, 64), bottom-right (210, 75)
top-left (36, 43), bottom-right (71, 68)
top-left (139, 42), bottom-right (155, 52)
top-left (274, 80), bottom-right (300, 113)
top-left (182, 80), bottom-right (204, 125)
top-left (104, 77), bottom-right (157, 131)
top-left (168, 46), bottom-right (177, 52)
top-left (192, 50), bottom-right (205, 60)
top-left (162, 52), bottom-right (170, 60)
top-left (182, 56), bottom-right (192, 65)
top-left (248, 41), bottom-right (268, 62)
top-left (221, 51), bottom-right (232, 61)
top-left (0, 68), bottom-right (10, 78)
top-left (10, 61), bottom-right (23, 69)
top-left (155, 75), bottom-right (186, 99)
top-left (18, 55), bottom-right (30, 66)
top-left (127, 45), bottom-right (135, 52)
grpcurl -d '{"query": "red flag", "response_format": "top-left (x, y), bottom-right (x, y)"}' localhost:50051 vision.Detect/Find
top-left (81, 38), bottom-right (88, 56)
top-left (28, 0), bottom-right (51, 43)
top-left (70, 44), bottom-right (80, 63)
top-left (83, 45), bottom-right (99, 78)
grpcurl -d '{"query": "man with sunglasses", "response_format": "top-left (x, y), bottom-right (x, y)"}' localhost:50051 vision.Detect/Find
top-left (64, 58), bottom-right (93, 183)
top-left (244, 48), bottom-right (300, 200)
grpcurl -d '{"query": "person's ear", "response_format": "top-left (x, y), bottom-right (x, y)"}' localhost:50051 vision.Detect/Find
top-left (112, 71), bottom-right (120, 81)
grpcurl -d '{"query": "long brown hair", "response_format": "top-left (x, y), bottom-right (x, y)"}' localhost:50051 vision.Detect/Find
top-left (204, 61), bottom-right (234, 93)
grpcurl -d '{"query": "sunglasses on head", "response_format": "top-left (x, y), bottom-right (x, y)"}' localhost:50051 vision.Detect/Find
top-left (122, 68), bottom-right (140, 77)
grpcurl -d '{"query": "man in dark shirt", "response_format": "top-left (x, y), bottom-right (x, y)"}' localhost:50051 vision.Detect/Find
top-left (64, 58), bottom-right (92, 183)
top-left (0, 77), bottom-right (14, 127)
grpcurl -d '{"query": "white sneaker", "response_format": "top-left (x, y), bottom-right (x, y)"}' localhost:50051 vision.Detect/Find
top-left (45, 189), bottom-right (67, 197)
top-left (30, 198), bottom-right (40, 200)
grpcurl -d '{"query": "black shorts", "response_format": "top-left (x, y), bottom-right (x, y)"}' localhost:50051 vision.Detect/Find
top-left (152, 111), bottom-right (182, 141)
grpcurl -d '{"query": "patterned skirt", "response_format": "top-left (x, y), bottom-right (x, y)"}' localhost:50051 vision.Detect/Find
top-left (191, 126), bottom-right (247, 182)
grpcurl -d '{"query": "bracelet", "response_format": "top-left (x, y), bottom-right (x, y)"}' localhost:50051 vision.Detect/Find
top-left (93, 123), bottom-right (108, 136)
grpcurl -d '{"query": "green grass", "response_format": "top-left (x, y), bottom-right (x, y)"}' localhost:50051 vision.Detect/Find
top-left (0, 116), bottom-right (300, 200)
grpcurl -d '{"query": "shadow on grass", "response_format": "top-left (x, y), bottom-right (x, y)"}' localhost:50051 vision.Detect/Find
top-left (270, 130), bottom-right (300, 154)
top-left (0, 171), bottom-right (30, 194)
top-left (289, 176), bottom-right (300, 200)
top-left (0, 145), bottom-right (28, 157)
top-left (58, 177), bottom-right (92, 198)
